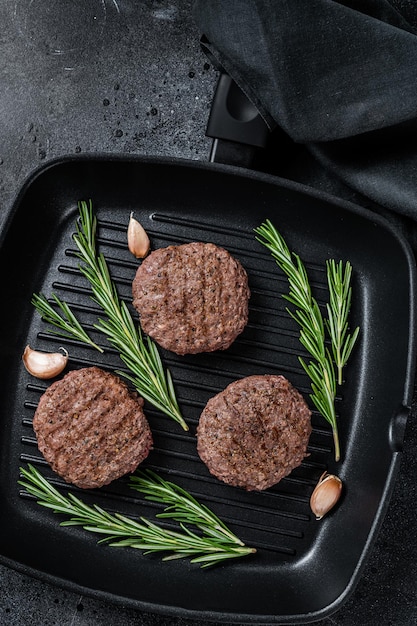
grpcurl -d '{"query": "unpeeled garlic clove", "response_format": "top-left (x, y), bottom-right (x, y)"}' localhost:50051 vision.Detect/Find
top-left (310, 472), bottom-right (342, 520)
top-left (127, 212), bottom-right (150, 259)
top-left (22, 345), bottom-right (69, 379)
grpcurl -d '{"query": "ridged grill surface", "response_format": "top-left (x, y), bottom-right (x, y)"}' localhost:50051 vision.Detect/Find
top-left (19, 210), bottom-right (334, 560)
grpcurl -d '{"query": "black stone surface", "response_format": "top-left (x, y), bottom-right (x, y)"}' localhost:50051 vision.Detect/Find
top-left (1, 1), bottom-right (417, 625)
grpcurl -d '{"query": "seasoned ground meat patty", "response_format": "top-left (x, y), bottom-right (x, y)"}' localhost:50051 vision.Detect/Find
top-left (132, 242), bottom-right (250, 355)
top-left (196, 375), bottom-right (312, 491)
top-left (33, 367), bottom-right (153, 489)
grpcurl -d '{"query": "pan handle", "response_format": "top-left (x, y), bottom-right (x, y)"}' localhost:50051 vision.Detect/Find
top-left (205, 72), bottom-right (270, 168)
top-left (389, 404), bottom-right (411, 452)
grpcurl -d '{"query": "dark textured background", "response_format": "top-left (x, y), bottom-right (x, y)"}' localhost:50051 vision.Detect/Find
top-left (1, 1), bottom-right (417, 625)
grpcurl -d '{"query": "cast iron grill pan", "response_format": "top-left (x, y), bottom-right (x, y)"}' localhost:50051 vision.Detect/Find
top-left (0, 156), bottom-right (415, 624)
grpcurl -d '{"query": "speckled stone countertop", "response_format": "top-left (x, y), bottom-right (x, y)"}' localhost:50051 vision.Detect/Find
top-left (1, 2), bottom-right (417, 625)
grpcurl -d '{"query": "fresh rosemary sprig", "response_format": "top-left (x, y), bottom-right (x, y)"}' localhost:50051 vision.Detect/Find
top-left (19, 464), bottom-right (255, 568)
top-left (31, 292), bottom-right (104, 353)
top-left (255, 219), bottom-right (359, 462)
top-left (130, 470), bottom-right (244, 549)
top-left (325, 259), bottom-right (360, 386)
top-left (72, 199), bottom-right (187, 431)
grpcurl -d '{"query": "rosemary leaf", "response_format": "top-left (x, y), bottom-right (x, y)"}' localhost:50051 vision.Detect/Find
top-left (130, 470), bottom-right (244, 546)
top-left (73, 199), bottom-right (187, 431)
top-left (325, 259), bottom-right (360, 385)
top-left (31, 293), bottom-right (104, 353)
top-left (19, 464), bottom-right (255, 568)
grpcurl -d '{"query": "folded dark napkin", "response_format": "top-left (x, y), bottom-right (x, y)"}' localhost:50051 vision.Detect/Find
top-left (193, 0), bottom-right (417, 218)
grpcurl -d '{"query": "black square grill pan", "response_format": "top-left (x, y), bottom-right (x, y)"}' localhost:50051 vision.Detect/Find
top-left (0, 154), bottom-right (415, 624)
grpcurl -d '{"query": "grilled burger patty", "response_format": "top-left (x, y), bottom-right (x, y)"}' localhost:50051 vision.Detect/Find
top-left (33, 367), bottom-right (153, 489)
top-left (196, 375), bottom-right (312, 491)
top-left (132, 242), bottom-right (250, 355)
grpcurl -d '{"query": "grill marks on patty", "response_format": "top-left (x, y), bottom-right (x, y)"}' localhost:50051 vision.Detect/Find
top-left (132, 242), bottom-right (250, 355)
top-left (33, 367), bottom-right (153, 489)
top-left (196, 375), bottom-right (312, 491)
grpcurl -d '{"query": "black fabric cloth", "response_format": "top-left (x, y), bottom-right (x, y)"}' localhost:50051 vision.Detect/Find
top-left (193, 0), bottom-right (417, 219)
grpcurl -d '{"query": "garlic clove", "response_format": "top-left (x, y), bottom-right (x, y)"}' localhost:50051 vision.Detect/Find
top-left (127, 212), bottom-right (150, 259)
top-left (22, 345), bottom-right (69, 379)
top-left (310, 472), bottom-right (343, 520)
